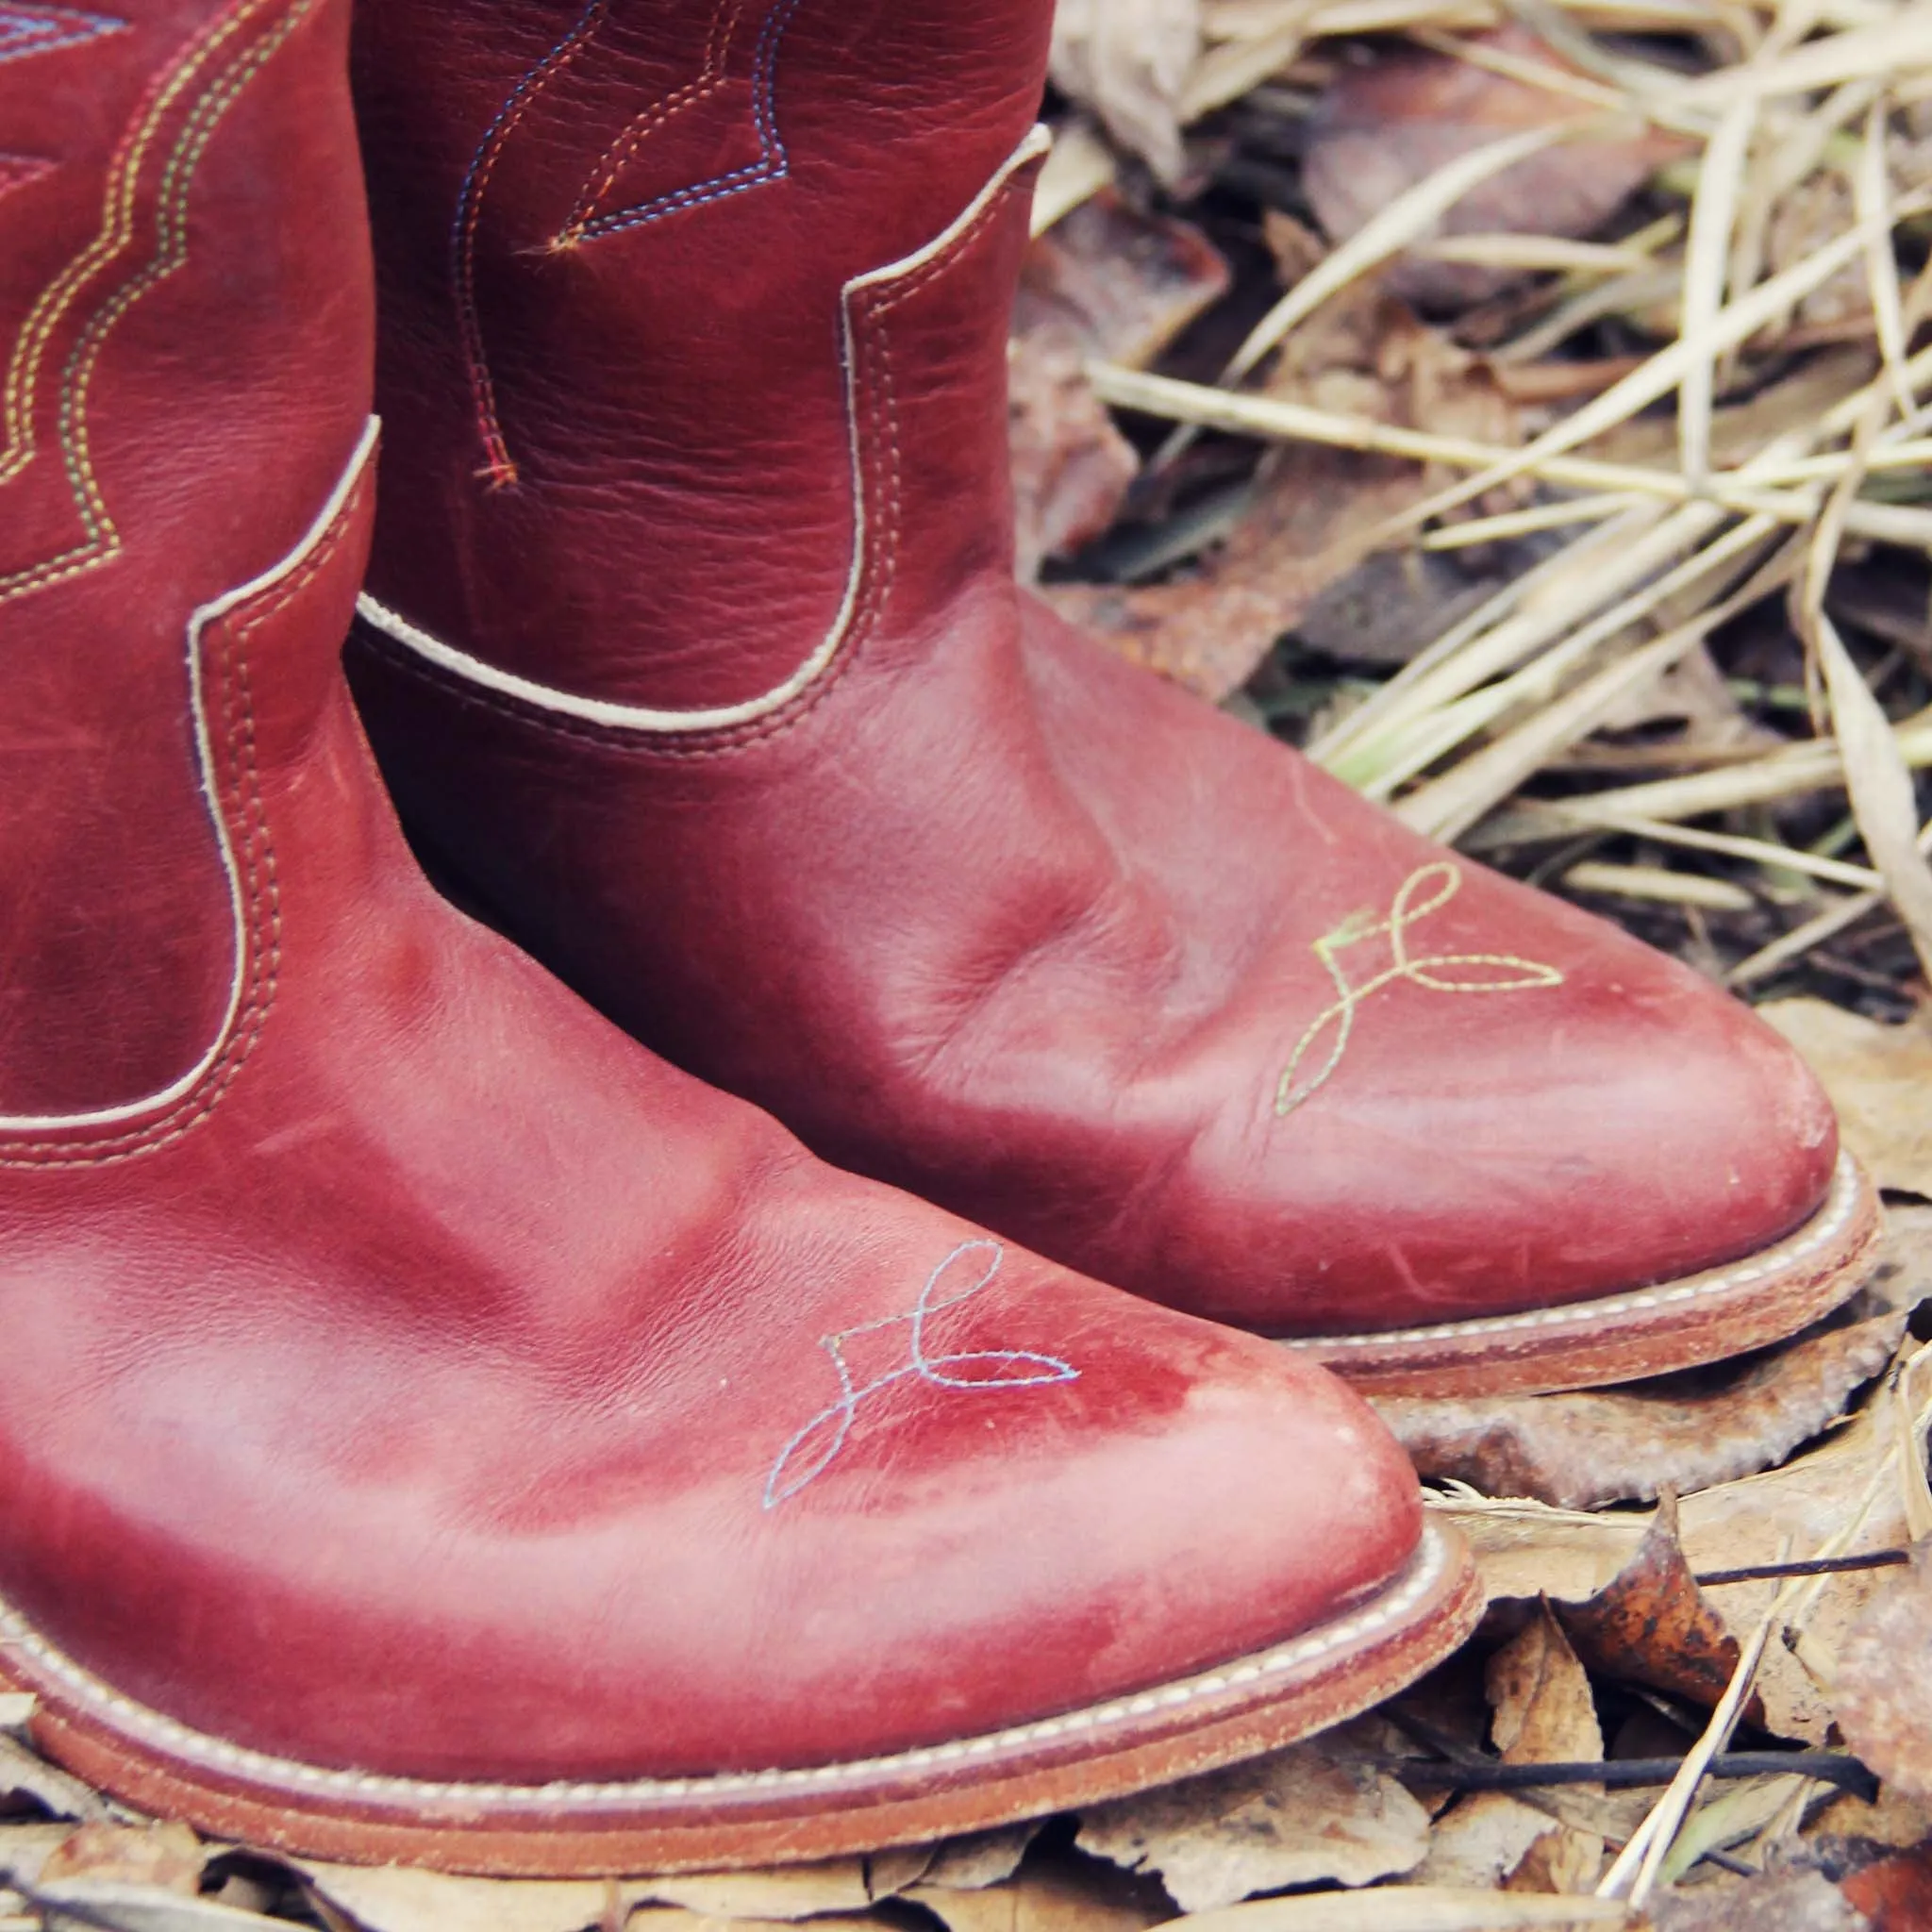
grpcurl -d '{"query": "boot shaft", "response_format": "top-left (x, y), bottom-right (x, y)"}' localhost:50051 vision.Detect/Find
top-left (0, 0), bottom-right (372, 1118)
top-left (354, 0), bottom-right (1052, 719)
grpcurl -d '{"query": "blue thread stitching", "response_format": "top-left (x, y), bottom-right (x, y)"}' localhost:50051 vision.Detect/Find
top-left (0, 4), bottom-right (124, 64)
top-left (763, 1241), bottom-right (1078, 1509)
top-left (447, 0), bottom-right (607, 483)
top-left (573, 0), bottom-right (799, 242)
top-left (451, 0), bottom-right (603, 268)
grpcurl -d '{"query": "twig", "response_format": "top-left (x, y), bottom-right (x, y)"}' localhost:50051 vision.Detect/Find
top-left (1694, 1549), bottom-right (1910, 1585)
top-left (1390, 1750), bottom-right (1875, 1794)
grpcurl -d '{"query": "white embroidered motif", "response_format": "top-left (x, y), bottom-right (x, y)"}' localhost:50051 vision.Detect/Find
top-left (764, 1240), bottom-right (1077, 1507)
top-left (1276, 862), bottom-right (1564, 1120)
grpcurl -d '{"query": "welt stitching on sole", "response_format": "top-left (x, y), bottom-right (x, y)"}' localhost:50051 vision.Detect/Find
top-left (1284, 1150), bottom-right (1867, 1356)
top-left (0, 1528), bottom-right (1453, 1809)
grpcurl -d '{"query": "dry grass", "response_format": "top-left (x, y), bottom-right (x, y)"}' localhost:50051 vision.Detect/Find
top-left (1052, 0), bottom-right (1932, 1011)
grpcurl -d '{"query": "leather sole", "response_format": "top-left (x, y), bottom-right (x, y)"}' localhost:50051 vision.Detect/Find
top-left (0, 1523), bottom-right (1480, 1875)
top-left (1285, 1149), bottom-right (1881, 1397)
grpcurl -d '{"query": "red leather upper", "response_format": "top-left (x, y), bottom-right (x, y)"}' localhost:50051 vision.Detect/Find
top-left (1, 0), bottom-right (371, 1117)
top-left (0, 0), bottom-right (1424, 1781)
top-left (353, 0), bottom-right (1050, 713)
top-left (346, 0), bottom-right (1840, 1339)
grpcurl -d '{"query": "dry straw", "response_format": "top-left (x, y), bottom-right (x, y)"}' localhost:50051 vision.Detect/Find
top-left (1079, 0), bottom-right (1932, 984)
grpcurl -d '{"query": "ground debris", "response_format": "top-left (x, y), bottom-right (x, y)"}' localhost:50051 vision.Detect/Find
top-left (1011, 190), bottom-right (1230, 580)
top-left (1301, 25), bottom-right (1687, 312)
top-left (1414, 1607), bottom-right (1604, 1892)
top-left (1829, 1547), bottom-right (1932, 1807)
top-left (1378, 1304), bottom-right (1907, 1510)
top-left (1647, 1871), bottom-right (1870, 1932)
top-left (1075, 1720), bottom-right (1432, 1909)
top-left (1558, 1495), bottom-right (1746, 1720)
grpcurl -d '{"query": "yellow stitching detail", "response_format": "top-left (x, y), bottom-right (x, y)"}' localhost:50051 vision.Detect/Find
top-left (1, 0), bottom-right (258, 481)
top-left (1274, 862), bottom-right (1563, 1119)
top-left (0, 0), bottom-right (311, 604)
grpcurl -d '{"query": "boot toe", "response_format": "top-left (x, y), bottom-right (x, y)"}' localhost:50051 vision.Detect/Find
top-left (1175, 863), bottom-right (1842, 1338)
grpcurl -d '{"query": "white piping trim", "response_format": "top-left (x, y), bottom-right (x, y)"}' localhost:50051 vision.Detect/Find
top-left (0, 418), bottom-right (380, 1134)
top-left (354, 124), bottom-right (1054, 735)
top-left (0, 1524), bottom-right (1453, 1808)
top-left (1283, 1149), bottom-right (1866, 1354)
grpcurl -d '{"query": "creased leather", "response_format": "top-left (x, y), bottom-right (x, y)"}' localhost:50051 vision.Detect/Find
top-left (347, 0), bottom-right (1841, 1341)
top-left (0, 0), bottom-right (1427, 1784)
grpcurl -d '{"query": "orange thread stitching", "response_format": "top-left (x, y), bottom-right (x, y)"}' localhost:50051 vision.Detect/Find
top-left (450, 0), bottom-right (608, 491)
top-left (0, 0), bottom-right (265, 484)
top-left (0, 0), bottom-right (317, 606)
top-left (555, 0), bottom-right (739, 246)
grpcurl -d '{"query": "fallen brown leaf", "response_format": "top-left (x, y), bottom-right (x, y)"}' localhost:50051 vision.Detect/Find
top-left (1153, 1884), bottom-right (1629, 1927)
top-left (1442, 1337), bottom-right (1930, 1747)
top-left (1041, 446), bottom-right (1424, 698)
top-left (1074, 1719), bottom-right (1431, 1910)
top-left (908, 1852), bottom-right (1166, 1932)
top-left (22, 1878), bottom-right (283, 1930)
top-left (1019, 190), bottom-right (1231, 373)
top-left (640, 1852), bottom-right (931, 1917)
top-left (918, 1826), bottom-right (1041, 1891)
top-left (39, 1822), bottom-right (205, 1895)
top-left (1417, 1607), bottom-right (1604, 1892)
top-left (1378, 1303), bottom-right (1907, 1510)
top-left (1595, 643), bottom-right (1763, 746)
top-left (1011, 333), bottom-right (1141, 582)
top-left (1292, 547), bottom-right (1517, 670)
top-left (1010, 189), bottom-right (1229, 579)
top-left (1495, 1610), bottom-right (1605, 1894)
top-left (1839, 1842), bottom-right (1932, 1932)
top-left (1048, 0), bottom-right (1201, 183)
top-left (1829, 1546), bottom-right (1932, 1807)
top-left (1558, 1493), bottom-right (1745, 1716)
top-left (1647, 1871), bottom-right (1871, 1932)
top-left (299, 1862), bottom-right (639, 1932)
top-left (0, 1821), bottom-right (82, 1888)
top-left (1804, 1780), bottom-right (1932, 1859)
top-left (1757, 1004), bottom-right (1932, 1202)
top-left (297, 1850), bottom-right (927, 1932)
top-left (1302, 25), bottom-right (1685, 311)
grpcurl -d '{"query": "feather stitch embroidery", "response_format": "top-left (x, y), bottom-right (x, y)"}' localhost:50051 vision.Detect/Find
top-left (1275, 862), bottom-right (1564, 1119)
top-left (764, 1241), bottom-right (1077, 1508)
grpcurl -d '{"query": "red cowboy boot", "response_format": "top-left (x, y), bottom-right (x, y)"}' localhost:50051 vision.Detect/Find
top-left (343, 0), bottom-right (1877, 1398)
top-left (0, 0), bottom-right (1479, 1874)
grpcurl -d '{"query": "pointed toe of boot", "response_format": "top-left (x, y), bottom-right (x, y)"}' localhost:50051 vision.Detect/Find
top-left (1167, 847), bottom-right (1874, 1394)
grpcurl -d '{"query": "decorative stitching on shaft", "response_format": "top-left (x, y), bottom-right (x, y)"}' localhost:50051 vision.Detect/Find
top-left (0, 0), bottom-right (319, 606)
top-left (451, 0), bottom-right (795, 487)
top-left (449, 0), bottom-right (608, 489)
top-left (567, 0), bottom-right (798, 241)
top-left (0, 452), bottom-right (372, 1164)
top-left (356, 125), bottom-right (1050, 751)
top-left (553, 0), bottom-right (741, 245)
